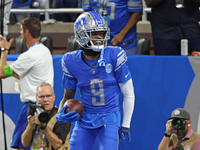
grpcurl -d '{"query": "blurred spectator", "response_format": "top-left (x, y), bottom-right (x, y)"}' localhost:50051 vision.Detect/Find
top-left (10, 0), bottom-right (31, 24)
top-left (144, 0), bottom-right (200, 55)
top-left (0, 0), bottom-right (13, 39)
top-left (82, 0), bottom-right (143, 54)
top-left (52, 0), bottom-right (79, 22)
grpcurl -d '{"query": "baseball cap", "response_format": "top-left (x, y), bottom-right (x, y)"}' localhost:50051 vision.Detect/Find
top-left (168, 108), bottom-right (190, 120)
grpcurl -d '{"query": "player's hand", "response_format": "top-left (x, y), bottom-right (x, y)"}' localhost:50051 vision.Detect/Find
top-left (56, 104), bottom-right (80, 123)
top-left (111, 32), bottom-right (125, 46)
top-left (119, 127), bottom-right (131, 142)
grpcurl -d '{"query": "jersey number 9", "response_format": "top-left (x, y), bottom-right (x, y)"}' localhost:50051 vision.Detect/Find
top-left (90, 78), bottom-right (105, 106)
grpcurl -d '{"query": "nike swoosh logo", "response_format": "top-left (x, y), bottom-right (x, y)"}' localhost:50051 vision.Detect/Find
top-left (125, 73), bottom-right (129, 78)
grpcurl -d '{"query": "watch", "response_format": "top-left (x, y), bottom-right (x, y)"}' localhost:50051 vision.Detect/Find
top-left (40, 125), bottom-right (47, 130)
top-left (1, 48), bottom-right (9, 51)
top-left (164, 133), bottom-right (171, 138)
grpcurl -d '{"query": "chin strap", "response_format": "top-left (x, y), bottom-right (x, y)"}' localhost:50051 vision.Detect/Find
top-left (98, 48), bottom-right (105, 66)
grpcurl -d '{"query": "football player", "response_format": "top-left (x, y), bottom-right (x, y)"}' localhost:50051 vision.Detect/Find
top-left (56, 11), bottom-right (135, 150)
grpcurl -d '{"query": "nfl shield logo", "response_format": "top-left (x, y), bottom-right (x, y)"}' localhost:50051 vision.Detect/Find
top-left (91, 69), bottom-right (95, 74)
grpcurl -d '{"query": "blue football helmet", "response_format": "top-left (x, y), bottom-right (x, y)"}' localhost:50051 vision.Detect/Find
top-left (74, 11), bottom-right (110, 52)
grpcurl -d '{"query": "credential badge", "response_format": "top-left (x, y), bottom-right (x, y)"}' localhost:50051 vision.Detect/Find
top-left (185, 146), bottom-right (191, 150)
top-left (105, 63), bottom-right (112, 73)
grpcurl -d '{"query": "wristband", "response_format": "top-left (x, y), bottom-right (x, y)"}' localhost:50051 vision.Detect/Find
top-left (40, 125), bottom-right (47, 130)
top-left (1, 48), bottom-right (9, 51)
top-left (4, 65), bottom-right (13, 77)
top-left (164, 133), bottom-right (171, 137)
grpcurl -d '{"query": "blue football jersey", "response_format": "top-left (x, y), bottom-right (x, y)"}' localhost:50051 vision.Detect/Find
top-left (61, 46), bottom-right (131, 113)
top-left (82, 0), bottom-right (143, 50)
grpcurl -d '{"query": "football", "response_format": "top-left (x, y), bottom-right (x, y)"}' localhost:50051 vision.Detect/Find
top-left (64, 99), bottom-right (84, 116)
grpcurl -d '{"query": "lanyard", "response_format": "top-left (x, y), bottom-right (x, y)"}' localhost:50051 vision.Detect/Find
top-left (29, 42), bottom-right (40, 51)
top-left (33, 126), bottom-right (45, 146)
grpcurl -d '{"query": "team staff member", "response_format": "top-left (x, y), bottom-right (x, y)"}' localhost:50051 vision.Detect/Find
top-left (0, 17), bottom-right (54, 150)
top-left (82, 0), bottom-right (143, 54)
top-left (22, 82), bottom-right (71, 150)
top-left (158, 108), bottom-right (200, 150)
top-left (56, 11), bottom-right (135, 150)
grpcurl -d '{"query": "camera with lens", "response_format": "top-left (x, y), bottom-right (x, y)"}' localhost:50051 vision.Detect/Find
top-left (172, 118), bottom-right (186, 130)
top-left (27, 103), bottom-right (49, 123)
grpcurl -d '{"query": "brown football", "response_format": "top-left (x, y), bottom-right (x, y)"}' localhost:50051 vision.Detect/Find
top-left (64, 99), bottom-right (84, 116)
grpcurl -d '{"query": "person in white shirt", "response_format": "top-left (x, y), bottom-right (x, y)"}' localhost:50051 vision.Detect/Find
top-left (0, 17), bottom-right (54, 150)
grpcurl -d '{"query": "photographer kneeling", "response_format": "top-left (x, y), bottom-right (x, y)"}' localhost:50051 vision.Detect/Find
top-left (158, 108), bottom-right (200, 150)
top-left (21, 82), bottom-right (71, 150)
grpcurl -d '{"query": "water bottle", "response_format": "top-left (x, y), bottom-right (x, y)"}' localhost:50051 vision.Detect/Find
top-left (181, 39), bottom-right (188, 56)
top-left (102, 11), bottom-right (110, 27)
top-left (176, 0), bottom-right (184, 8)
